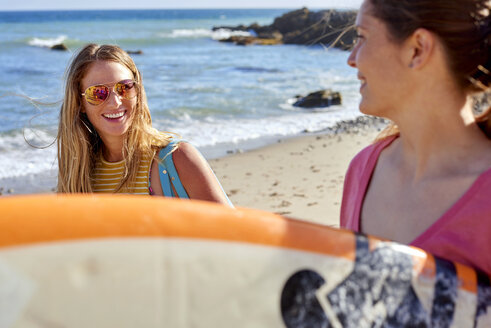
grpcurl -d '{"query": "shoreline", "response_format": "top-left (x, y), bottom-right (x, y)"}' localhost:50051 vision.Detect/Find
top-left (0, 116), bottom-right (385, 225)
top-left (209, 117), bottom-right (383, 226)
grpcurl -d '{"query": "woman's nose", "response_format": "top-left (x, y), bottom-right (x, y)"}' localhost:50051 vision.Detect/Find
top-left (106, 89), bottom-right (123, 106)
top-left (347, 48), bottom-right (357, 68)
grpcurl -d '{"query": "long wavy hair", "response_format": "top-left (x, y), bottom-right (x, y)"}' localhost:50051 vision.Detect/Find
top-left (57, 44), bottom-right (172, 193)
top-left (368, 0), bottom-right (491, 140)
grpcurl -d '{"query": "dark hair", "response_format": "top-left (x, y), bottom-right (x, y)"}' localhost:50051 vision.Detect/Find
top-left (369, 0), bottom-right (491, 137)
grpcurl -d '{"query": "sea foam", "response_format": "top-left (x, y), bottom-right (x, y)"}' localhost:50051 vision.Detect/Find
top-left (158, 29), bottom-right (251, 40)
top-left (27, 35), bottom-right (67, 48)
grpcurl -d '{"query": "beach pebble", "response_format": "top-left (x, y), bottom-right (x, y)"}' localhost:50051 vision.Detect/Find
top-left (279, 200), bottom-right (292, 207)
top-left (276, 211), bottom-right (291, 216)
top-left (227, 189), bottom-right (239, 196)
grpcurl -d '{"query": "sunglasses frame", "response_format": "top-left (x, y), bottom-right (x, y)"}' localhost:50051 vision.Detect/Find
top-left (81, 79), bottom-right (139, 106)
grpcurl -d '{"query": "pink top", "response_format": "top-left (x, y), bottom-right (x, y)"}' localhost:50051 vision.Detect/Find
top-left (340, 135), bottom-right (491, 274)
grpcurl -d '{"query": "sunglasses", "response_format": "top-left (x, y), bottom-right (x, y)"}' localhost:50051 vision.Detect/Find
top-left (81, 79), bottom-right (138, 106)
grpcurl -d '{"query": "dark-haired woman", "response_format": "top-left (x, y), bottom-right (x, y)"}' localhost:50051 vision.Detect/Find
top-left (341, 0), bottom-right (491, 274)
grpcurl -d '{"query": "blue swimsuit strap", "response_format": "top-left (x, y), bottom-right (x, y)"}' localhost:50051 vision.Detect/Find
top-left (157, 140), bottom-right (234, 207)
top-left (157, 141), bottom-right (190, 199)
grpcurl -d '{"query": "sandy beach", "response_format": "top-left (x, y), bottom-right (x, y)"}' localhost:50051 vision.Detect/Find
top-left (210, 117), bottom-right (384, 226)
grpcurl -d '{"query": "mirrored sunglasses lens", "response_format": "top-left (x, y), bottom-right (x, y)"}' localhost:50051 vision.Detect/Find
top-left (115, 80), bottom-right (137, 99)
top-left (85, 85), bottom-right (109, 105)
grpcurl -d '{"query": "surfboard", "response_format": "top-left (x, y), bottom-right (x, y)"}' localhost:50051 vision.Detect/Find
top-left (0, 194), bottom-right (489, 327)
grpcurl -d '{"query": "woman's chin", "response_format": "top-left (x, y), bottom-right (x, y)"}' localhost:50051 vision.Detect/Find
top-left (359, 100), bottom-right (382, 117)
top-left (96, 127), bottom-right (131, 142)
top-left (358, 102), bottom-right (371, 115)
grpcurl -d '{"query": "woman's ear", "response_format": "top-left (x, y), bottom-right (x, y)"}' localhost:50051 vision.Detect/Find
top-left (406, 28), bottom-right (436, 69)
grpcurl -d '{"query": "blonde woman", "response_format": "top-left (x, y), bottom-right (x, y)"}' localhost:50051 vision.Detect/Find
top-left (341, 0), bottom-right (491, 274)
top-left (57, 44), bottom-right (232, 206)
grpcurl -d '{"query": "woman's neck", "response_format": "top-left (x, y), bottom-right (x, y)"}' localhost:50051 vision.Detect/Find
top-left (101, 136), bottom-right (125, 162)
top-left (389, 90), bottom-right (491, 182)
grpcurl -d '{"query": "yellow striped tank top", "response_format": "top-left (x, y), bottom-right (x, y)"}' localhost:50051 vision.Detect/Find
top-left (92, 154), bottom-right (152, 195)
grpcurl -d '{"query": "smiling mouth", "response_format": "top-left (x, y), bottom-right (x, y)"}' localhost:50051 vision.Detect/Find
top-left (103, 111), bottom-right (125, 119)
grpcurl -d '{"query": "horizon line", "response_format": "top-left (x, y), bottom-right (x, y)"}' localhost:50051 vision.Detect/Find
top-left (0, 6), bottom-right (358, 12)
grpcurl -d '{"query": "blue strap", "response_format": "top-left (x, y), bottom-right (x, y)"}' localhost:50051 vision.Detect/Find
top-left (157, 140), bottom-right (234, 207)
top-left (157, 141), bottom-right (189, 199)
top-left (157, 161), bottom-right (173, 197)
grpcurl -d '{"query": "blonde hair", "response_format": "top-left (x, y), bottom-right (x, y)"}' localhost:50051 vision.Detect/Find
top-left (57, 44), bottom-right (172, 193)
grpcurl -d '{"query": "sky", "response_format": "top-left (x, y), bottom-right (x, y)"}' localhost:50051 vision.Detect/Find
top-left (0, 0), bottom-right (363, 11)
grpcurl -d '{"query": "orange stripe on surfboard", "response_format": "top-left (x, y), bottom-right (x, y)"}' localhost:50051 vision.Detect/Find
top-left (456, 262), bottom-right (478, 293)
top-left (0, 194), bottom-right (357, 259)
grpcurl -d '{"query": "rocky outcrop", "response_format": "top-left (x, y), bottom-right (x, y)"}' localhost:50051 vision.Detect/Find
top-left (293, 90), bottom-right (342, 108)
top-left (214, 8), bottom-right (357, 50)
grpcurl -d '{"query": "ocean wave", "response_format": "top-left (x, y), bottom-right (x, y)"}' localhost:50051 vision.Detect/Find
top-left (158, 28), bottom-right (252, 40)
top-left (27, 35), bottom-right (67, 48)
top-left (0, 129), bottom-right (57, 179)
top-left (153, 106), bottom-right (360, 149)
top-left (234, 66), bottom-right (282, 73)
top-left (210, 28), bottom-right (252, 40)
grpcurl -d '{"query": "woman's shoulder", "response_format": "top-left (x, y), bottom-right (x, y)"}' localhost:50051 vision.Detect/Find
top-left (348, 134), bottom-right (398, 173)
top-left (155, 139), bottom-right (186, 158)
top-left (154, 140), bottom-right (201, 167)
top-left (170, 142), bottom-right (204, 171)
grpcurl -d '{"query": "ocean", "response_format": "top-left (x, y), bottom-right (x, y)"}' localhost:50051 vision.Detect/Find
top-left (0, 9), bottom-right (361, 191)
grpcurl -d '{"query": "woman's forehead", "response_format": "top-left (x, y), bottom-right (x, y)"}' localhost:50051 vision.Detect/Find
top-left (82, 61), bottom-right (133, 88)
top-left (356, 0), bottom-right (376, 29)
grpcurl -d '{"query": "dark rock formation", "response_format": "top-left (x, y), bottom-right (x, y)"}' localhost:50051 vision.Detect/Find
top-left (293, 90), bottom-right (342, 108)
top-left (126, 50), bottom-right (143, 55)
top-left (214, 8), bottom-right (357, 50)
top-left (51, 43), bottom-right (68, 51)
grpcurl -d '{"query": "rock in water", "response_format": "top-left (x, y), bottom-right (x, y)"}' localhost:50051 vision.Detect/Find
top-left (51, 43), bottom-right (68, 51)
top-left (293, 90), bottom-right (342, 108)
top-left (126, 50), bottom-right (143, 55)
